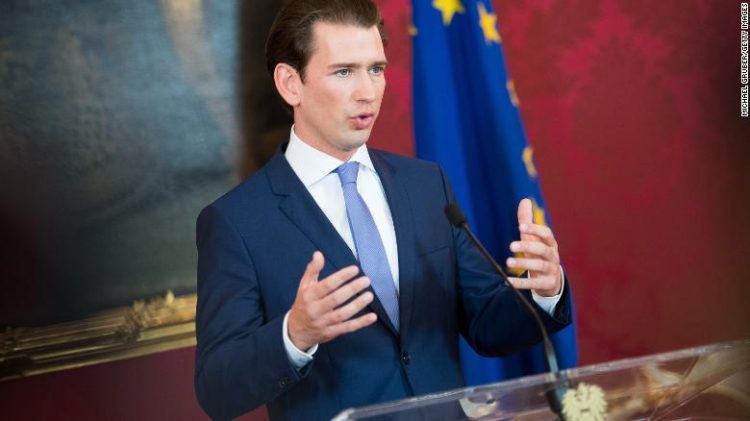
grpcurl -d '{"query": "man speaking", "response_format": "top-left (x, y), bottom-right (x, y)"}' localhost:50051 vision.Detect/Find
top-left (195, 0), bottom-right (571, 419)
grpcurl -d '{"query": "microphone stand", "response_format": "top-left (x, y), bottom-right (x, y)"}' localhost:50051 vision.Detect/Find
top-left (445, 204), bottom-right (571, 419)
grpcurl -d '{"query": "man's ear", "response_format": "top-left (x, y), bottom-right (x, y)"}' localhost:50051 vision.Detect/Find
top-left (273, 63), bottom-right (302, 107)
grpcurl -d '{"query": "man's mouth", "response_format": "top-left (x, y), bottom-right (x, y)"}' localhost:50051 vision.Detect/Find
top-left (351, 113), bottom-right (374, 130)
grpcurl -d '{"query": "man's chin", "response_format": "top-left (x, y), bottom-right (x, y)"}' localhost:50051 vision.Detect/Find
top-left (341, 132), bottom-right (370, 150)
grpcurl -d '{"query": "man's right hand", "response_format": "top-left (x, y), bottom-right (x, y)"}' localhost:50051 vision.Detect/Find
top-left (288, 251), bottom-right (377, 351)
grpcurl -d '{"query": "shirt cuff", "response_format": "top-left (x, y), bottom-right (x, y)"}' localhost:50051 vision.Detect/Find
top-left (531, 266), bottom-right (565, 316)
top-left (282, 311), bottom-right (318, 370)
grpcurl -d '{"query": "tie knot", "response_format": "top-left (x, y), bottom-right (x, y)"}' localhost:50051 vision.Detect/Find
top-left (335, 161), bottom-right (360, 186)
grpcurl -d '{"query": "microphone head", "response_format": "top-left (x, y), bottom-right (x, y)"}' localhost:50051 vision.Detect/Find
top-left (444, 203), bottom-right (467, 227)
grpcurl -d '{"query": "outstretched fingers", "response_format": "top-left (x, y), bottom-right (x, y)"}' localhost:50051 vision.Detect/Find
top-left (323, 289), bottom-right (376, 327)
top-left (509, 240), bottom-right (558, 262)
top-left (326, 312), bottom-right (378, 337)
top-left (506, 256), bottom-right (554, 273)
top-left (506, 276), bottom-right (558, 292)
top-left (304, 264), bottom-right (360, 300)
top-left (519, 223), bottom-right (557, 248)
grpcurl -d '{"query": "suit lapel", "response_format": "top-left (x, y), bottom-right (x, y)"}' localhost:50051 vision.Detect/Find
top-left (370, 150), bottom-right (417, 345)
top-left (265, 148), bottom-right (399, 336)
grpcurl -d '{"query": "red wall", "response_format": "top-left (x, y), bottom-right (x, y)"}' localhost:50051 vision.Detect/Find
top-left (2, 1), bottom-right (748, 420)
top-left (372, 0), bottom-right (750, 365)
top-left (491, 0), bottom-right (750, 364)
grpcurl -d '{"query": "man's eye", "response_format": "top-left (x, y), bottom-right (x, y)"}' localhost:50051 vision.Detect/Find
top-left (369, 66), bottom-right (384, 75)
top-left (335, 68), bottom-right (351, 77)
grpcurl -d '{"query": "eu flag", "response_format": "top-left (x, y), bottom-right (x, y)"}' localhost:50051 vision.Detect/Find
top-left (411, 0), bottom-right (578, 384)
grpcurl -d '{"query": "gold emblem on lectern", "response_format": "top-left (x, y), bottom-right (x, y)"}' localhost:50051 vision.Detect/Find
top-left (562, 383), bottom-right (607, 421)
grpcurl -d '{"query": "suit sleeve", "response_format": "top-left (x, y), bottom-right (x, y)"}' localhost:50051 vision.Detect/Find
top-left (436, 166), bottom-right (573, 357)
top-left (194, 205), bottom-right (310, 421)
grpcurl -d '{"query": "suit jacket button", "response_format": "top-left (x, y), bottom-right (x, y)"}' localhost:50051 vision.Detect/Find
top-left (401, 352), bottom-right (411, 365)
top-left (278, 376), bottom-right (289, 389)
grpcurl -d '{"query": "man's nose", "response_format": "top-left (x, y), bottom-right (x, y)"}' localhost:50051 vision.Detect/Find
top-left (354, 73), bottom-right (377, 102)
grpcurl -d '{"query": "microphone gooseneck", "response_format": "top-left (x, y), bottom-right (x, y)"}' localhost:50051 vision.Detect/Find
top-left (444, 203), bottom-right (570, 418)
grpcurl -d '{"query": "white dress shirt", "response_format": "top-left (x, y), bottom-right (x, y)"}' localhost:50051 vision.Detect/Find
top-left (281, 127), bottom-right (563, 369)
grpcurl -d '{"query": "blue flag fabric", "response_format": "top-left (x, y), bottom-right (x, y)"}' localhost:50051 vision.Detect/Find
top-left (411, 0), bottom-right (578, 385)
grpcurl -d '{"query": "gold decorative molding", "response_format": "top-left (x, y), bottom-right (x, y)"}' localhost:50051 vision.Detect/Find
top-left (0, 291), bottom-right (196, 382)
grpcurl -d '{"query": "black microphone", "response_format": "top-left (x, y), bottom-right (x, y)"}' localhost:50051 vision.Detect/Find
top-left (445, 203), bottom-right (570, 418)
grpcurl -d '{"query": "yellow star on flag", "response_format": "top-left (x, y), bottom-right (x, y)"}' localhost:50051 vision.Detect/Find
top-left (532, 199), bottom-right (547, 226)
top-left (433, 0), bottom-right (465, 25)
top-left (522, 146), bottom-right (538, 178)
top-left (478, 2), bottom-right (501, 44)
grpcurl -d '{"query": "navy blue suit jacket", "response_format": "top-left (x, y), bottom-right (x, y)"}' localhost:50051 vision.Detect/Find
top-left (195, 147), bottom-right (571, 420)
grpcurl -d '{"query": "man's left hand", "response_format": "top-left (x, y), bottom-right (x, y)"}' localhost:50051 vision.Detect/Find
top-left (505, 198), bottom-right (562, 297)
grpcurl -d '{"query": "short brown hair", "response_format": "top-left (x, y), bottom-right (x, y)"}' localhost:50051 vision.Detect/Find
top-left (265, 0), bottom-right (387, 81)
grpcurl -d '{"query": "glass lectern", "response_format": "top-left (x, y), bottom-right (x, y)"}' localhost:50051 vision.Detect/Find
top-left (333, 341), bottom-right (750, 420)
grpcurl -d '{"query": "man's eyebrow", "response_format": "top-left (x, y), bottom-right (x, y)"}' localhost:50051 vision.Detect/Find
top-left (327, 60), bottom-right (389, 69)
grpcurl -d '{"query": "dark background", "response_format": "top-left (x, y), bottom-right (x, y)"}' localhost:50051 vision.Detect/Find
top-left (0, 0), bottom-right (291, 326)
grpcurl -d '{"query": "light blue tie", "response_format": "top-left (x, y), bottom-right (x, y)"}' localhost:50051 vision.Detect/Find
top-left (335, 162), bottom-right (399, 331)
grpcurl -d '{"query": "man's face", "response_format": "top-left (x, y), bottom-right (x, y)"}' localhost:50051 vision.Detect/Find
top-left (292, 22), bottom-right (387, 159)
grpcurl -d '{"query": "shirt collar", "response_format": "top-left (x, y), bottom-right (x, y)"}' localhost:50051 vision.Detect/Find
top-left (285, 125), bottom-right (375, 187)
